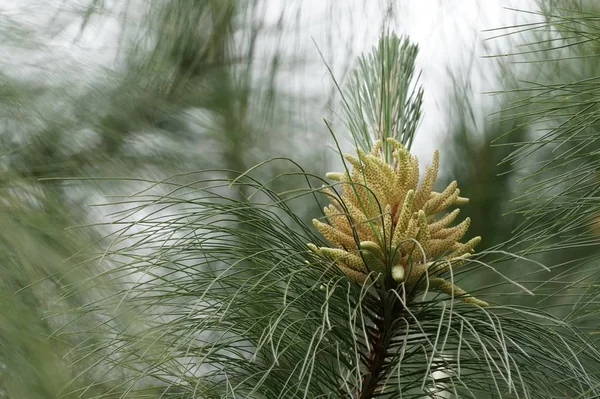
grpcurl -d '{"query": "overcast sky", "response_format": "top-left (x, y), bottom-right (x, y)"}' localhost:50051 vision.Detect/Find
top-left (254, 0), bottom-right (538, 165)
top-left (304, 0), bottom-right (537, 164)
top-left (2, 0), bottom-right (538, 166)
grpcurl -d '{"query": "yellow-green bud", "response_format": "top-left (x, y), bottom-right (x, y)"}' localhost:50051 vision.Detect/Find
top-left (391, 264), bottom-right (405, 282)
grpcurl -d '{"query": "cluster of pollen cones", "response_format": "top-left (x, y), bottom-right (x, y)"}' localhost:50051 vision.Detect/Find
top-left (308, 138), bottom-right (487, 307)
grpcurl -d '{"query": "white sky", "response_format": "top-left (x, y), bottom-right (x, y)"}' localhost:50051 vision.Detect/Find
top-left (291, 0), bottom-right (537, 165)
top-left (1, 0), bottom-right (538, 167)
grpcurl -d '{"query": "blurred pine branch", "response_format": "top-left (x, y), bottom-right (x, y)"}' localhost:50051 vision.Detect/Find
top-left (3, 0), bottom-right (600, 398)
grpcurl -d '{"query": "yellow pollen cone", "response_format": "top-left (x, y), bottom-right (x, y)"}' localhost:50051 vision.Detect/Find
top-left (307, 141), bottom-right (486, 306)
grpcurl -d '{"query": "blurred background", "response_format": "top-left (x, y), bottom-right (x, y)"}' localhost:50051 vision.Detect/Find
top-left (2, 0), bottom-right (598, 397)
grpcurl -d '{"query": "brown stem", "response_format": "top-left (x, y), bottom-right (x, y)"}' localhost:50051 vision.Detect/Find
top-left (356, 294), bottom-right (406, 399)
top-left (359, 326), bottom-right (391, 398)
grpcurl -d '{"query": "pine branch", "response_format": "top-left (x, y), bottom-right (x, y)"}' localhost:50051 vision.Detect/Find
top-left (343, 33), bottom-right (424, 158)
top-left (43, 24), bottom-right (600, 398)
top-left (358, 292), bottom-right (408, 399)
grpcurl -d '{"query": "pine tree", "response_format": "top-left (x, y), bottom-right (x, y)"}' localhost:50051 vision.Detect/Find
top-left (5, 1), bottom-right (600, 398)
top-left (59, 32), bottom-right (600, 398)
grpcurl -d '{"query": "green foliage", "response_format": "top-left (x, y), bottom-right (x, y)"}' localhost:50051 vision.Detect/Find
top-left (59, 169), bottom-right (600, 398)
top-left (488, 1), bottom-right (600, 247)
top-left (55, 26), bottom-right (600, 396)
top-left (0, 185), bottom-right (113, 398)
top-left (0, 0), bottom-right (326, 396)
top-left (3, 1), bottom-right (600, 398)
top-left (342, 33), bottom-right (423, 159)
top-left (477, 1), bottom-right (600, 320)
